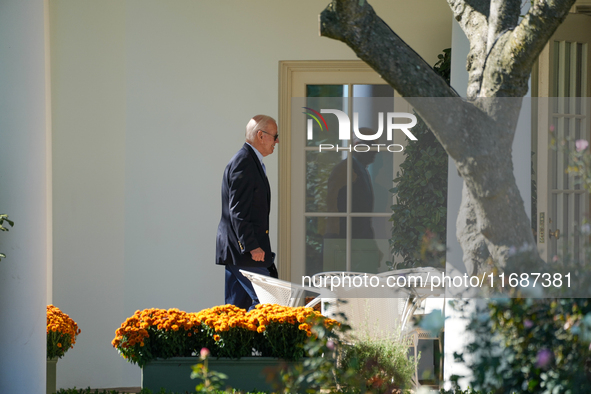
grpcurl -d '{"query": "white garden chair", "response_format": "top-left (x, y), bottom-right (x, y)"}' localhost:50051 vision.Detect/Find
top-left (239, 269), bottom-right (329, 308)
top-left (312, 267), bottom-right (444, 333)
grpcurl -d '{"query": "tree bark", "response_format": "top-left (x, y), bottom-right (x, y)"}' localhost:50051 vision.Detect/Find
top-left (457, 184), bottom-right (491, 276)
top-left (319, 0), bottom-right (575, 269)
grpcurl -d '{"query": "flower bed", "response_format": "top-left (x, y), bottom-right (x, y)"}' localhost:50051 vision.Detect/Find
top-left (112, 304), bottom-right (338, 367)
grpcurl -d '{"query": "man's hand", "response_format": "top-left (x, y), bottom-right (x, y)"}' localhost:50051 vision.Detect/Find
top-left (250, 247), bottom-right (265, 262)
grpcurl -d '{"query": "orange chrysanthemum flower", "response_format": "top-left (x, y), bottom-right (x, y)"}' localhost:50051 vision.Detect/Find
top-left (47, 305), bottom-right (80, 360)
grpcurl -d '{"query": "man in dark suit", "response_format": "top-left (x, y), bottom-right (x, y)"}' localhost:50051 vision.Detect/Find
top-left (216, 115), bottom-right (279, 310)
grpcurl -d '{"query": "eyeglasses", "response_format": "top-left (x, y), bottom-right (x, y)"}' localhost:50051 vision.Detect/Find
top-left (260, 130), bottom-right (279, 141)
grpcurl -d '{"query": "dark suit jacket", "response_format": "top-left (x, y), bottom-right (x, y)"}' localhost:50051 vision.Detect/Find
top-left (216, 143), bottom-right (273, 268)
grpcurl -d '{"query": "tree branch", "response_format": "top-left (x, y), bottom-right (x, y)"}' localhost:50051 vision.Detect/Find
top-left (457, 183), bottom-right (491, 276)
top-left (479, 0), bottom-right (576, 98)
top-left (446, 0), bottom-right (490, 99)
top-left (513, 0), bottom-right (577, 67)
top-left (320, 0), bottom-right (457, 98)
top-left (487, 0), bottom-right (520, 53)
top-left (319, 0), bottom-right (503, 169)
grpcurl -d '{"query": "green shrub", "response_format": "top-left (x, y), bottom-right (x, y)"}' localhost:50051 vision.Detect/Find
top-left (453, 136), bottom-right (591, 392)
top-left (273, 313), bottom-right (417, 394)
top-left (456, 298), bottom-right (591, 393)
top-left (338, 333), bottom-right (416, 392)
top-left (389, 49), bottom-right (449, 269)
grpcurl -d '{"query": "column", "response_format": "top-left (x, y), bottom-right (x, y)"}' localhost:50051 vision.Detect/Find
top-left (0, 1), bottom-right (50, 393)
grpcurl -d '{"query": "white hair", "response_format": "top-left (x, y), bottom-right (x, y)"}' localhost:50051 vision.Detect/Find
top-left (245, 115), bottom-right (276, 143)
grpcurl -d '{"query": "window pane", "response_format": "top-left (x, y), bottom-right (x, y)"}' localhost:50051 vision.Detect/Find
top-left (552, 41), bottom-right (560, 112)
top-left (306, 150), bottom-right (347, 213)
top-left (352, 84), bottom-right (394, 98)
top-left (305, 216), bottom-right (346, 275)
top-left (351, 93), bottom-right (395, 145)
top-left (306, 216), bottom-right (393, 275)
top-left (564, 43), bottom-right (571, 110)
top-left (307, 85), bottom-right (346, 98)
top-left (305, 87), bottom-right (348, 147)
top-left (351, 151), bottom-right (394, 213)
top-left (351, 217), bottom-right (391, 273)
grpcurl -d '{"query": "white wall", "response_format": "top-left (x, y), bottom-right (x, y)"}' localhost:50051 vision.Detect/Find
top-left (0, 1), bottom-right (49, 393)
top-left (50, 0), bottom-right (452, 389)
top-left (50, 1), bottom-right (132, 388)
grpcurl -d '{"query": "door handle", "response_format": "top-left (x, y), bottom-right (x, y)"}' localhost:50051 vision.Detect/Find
top-left (549, 229), bottom-right (560, 239)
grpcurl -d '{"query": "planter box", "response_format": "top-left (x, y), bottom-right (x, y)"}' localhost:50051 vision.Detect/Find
top-left (142, 357), bottom-right (299, 392)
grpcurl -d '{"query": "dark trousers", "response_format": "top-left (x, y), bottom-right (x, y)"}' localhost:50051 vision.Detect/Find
top-left (224, 264), bottom-right (270, 311)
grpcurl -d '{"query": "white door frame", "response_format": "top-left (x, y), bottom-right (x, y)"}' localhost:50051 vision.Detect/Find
top-left (278, 61), bottom-right (398, 281)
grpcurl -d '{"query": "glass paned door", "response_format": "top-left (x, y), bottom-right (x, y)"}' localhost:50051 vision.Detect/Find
top-left (282, 61), bottom-right (410, 281)
top-left (537, 14), bottom-right (591, 263)
top-left (304, 84), bottom-right (396, 276)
